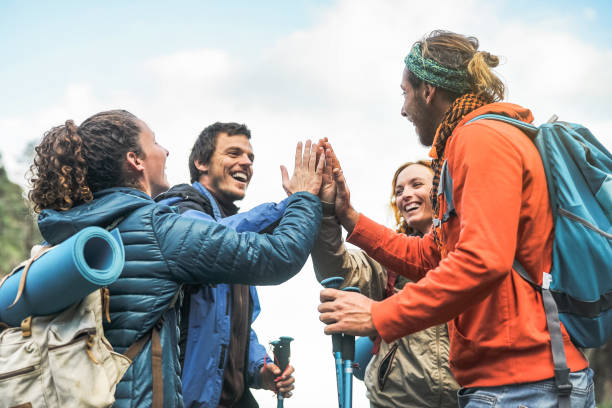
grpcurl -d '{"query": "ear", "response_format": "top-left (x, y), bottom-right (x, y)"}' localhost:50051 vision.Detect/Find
top-left (126, 151), bottom-right (145, 173)
top-left (194, 160), bottom-right (209, 174)
top-left (422, 83), bottom-right (437, 105)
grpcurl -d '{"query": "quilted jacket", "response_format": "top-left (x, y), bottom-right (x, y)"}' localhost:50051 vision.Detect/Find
top-left (37, 187), bottom-right (322, 408)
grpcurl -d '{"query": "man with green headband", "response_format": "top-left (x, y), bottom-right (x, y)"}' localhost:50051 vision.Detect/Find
top-left (317, 30), bottom-right (595, 407)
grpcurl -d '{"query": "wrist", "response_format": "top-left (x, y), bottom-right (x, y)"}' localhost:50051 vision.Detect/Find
top-left (320, 200), bottom-right (335, 216)
top-left (338, 206), bottom-right (359, 234)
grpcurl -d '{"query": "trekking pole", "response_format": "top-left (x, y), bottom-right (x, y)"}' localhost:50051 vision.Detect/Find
top-left (270, 336), bottom-right (293, 408)
top-left (320, 277), bottom-right (345, 408)
top-left (340, 286), bottom-right (360, 408)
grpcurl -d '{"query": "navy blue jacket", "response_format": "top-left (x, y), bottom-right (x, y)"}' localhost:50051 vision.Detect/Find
top-left (37, 187), bottom-right (321, 408)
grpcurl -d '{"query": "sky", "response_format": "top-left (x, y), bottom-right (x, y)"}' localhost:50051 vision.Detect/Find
top-left (1, 1), bottom-right (612, 406)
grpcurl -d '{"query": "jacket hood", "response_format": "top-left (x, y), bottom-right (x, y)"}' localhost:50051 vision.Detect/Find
top-left (458, 102), bottom-right (534, 128)
top-left (154, 183), bottom-right (215, 216)
top-left (38, 187), bottom-right (153, 245)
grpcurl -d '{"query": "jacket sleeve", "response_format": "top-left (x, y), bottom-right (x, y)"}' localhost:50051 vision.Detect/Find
top-left (347, 216), bottom-right (440, 282)
top-left (311, 215), bottom-right (388, 300)
top-left (351, 123), bottom-right (523, 343)
top-left (219, 199), bottom-right (288, 233)
top-left (156, 192), bottom-right (322, 286)
top-left (246, 287), bottom-right (270, 389)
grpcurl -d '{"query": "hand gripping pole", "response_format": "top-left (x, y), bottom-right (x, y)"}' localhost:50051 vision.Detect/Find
top-left (320, 277), bottom-right (345, 408)
top-left (340, 286), bottom-right (360, 408)
top-left (271, 336), bottom-right (293, 408)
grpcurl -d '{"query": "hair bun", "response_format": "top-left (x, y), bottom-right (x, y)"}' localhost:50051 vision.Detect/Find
top-left (477, 51), bottom-right (499, 67)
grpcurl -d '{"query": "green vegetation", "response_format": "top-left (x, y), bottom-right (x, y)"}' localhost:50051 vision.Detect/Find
top-left (0, 155), bottom-right (40, 276)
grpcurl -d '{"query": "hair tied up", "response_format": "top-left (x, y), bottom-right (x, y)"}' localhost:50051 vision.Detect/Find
top-left (466, 49), bottom-right (504, 102)
top-left (472, 51), bottom-right (499, 68)
top-left (29, 119), bottom-right (93, 212)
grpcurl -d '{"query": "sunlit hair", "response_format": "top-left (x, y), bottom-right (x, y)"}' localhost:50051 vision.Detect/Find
top-left (390, 160), bottom-right (433, 234)
top-left (408, 30), bottom-right (505, 103)
top-left (29, 110), bottom-right (143, 213)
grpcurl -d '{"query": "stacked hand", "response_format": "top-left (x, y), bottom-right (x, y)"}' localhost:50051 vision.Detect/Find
top-left (281, 140), bottom-right (324, 196)
top-left (282, 139), bottom-right (378, 337)
top-left (317, 138), bottom-right (359, 233)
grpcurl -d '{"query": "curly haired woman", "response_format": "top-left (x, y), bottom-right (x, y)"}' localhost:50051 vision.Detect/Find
top-left (312, 159), bottom-right (458, 407)
top-left (28, 109), bottom-right (324, 408)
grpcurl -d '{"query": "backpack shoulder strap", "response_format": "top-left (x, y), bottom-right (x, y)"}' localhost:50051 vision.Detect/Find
top-left (513, 261), bottom-right (572, 408)
top-left (432, 160), bottom-right (457, 229)
top-left (121, 287), bottom-right (181, 408)
top-left (465, 113), bottom-right (539, 138)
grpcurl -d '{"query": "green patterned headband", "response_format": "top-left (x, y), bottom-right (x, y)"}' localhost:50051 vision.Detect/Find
top-left (404, 43), bottom-right (470, 94)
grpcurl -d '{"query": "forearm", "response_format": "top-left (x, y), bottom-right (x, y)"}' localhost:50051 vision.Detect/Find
top-left (347, 214), bottom-right (439, 281)
top-left (167, 192), bottom-right (322, 285)
top-left (312, 215), bottom-right (387, 299)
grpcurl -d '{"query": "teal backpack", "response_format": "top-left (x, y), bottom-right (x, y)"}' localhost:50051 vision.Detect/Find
top-left (437, 113), bottom-right (612, 407)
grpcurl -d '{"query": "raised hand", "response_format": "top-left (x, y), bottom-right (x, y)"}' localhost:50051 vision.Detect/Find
top-left (325, 145), bottom-right (359, 233)
top-left (280, 140), bottom-right (324, 196)
top-left (318, 138), bottom-right (336, 204)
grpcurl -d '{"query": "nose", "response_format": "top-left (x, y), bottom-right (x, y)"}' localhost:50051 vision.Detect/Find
top-left (399, 188), bottom-right (414, 203)
top-left (239, 154), bottom-right (253, 166)
top-left (401, 106), bottom-right (407, 117)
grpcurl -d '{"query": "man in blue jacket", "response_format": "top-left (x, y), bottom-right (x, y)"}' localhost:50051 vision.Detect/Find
top-left (157, 122), bottom-right (294, 408)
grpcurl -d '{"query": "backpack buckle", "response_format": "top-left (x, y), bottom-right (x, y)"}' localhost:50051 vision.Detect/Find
top-left (554, 368), bottom-right (573, 397)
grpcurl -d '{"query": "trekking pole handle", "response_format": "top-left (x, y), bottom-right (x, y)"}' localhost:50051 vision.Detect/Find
top-left (321, 277), bottom-right (345, 408)
top-left (271, 336), bottom-right (293, 408)
top-left (340, 286), bottom-right (360, 408)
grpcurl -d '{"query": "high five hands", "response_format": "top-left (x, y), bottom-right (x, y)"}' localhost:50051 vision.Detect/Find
top-left (283, 139), bottom-right (379, 337)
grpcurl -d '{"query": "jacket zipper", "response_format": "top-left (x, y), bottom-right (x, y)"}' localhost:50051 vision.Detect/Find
top-left (436, 325), bottom-right (442, 405)
top-left (218, 344), bottom-right (227, 369)
top-left (558, 207), bottom-right (612, 239)
top-left (0, 364), bottom-right (38, 381)
top-left (225, 291), bottom-right (230, 315)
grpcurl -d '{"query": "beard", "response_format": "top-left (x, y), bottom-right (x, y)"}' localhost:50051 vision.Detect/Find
top-left (412, 95), bottom-right (439, 147)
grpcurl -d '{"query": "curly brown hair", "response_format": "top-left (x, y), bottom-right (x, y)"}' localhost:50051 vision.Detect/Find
top-left (29, 110), bottom-right (143, 213)
top-left (390, 160), bottom-right (433, 234)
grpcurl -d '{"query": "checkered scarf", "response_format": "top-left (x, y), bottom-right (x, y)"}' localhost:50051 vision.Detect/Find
top-left (430, 93), bottom-right (488, 250)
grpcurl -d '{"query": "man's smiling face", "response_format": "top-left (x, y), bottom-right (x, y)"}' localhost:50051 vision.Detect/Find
top-left (197, 132), bottom-right (254, 205)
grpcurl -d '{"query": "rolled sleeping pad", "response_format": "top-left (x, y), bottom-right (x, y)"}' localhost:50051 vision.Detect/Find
top-left (353, 336), bottom-right (374, 381)
top-left (0, 226), bottom-right (125, 326)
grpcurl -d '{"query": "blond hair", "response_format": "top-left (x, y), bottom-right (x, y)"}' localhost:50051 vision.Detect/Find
top-left (413, 30), bottom-right (505, 102)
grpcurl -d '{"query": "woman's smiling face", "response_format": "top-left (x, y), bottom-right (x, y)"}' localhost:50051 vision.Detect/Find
top-left (394, 163), bottom-right (434, 235)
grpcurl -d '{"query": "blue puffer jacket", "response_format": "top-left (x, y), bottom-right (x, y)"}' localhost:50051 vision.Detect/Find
top-left (158, 183), bottom-right (288, 407)
top-left (37, 187), bottom-right (321, 408)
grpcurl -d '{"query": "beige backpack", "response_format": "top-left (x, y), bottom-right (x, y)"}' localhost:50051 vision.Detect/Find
top-left (0, 238), bottom-right (170, 408)
top-left (0, 287), bottom-right (131, 408)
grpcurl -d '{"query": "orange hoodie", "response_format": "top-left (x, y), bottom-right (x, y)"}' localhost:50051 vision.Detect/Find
top-left (348, 103), bottom-right (588, 388)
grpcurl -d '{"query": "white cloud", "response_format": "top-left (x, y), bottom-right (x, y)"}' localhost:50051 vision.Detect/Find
top-left (148, 49), bottom-right (233, 82)
top-left (1, 0), bottom-right (611, 406)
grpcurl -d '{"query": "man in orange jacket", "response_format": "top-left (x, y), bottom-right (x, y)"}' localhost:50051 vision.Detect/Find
top-left (317, 30), bottom-right (595, 407)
